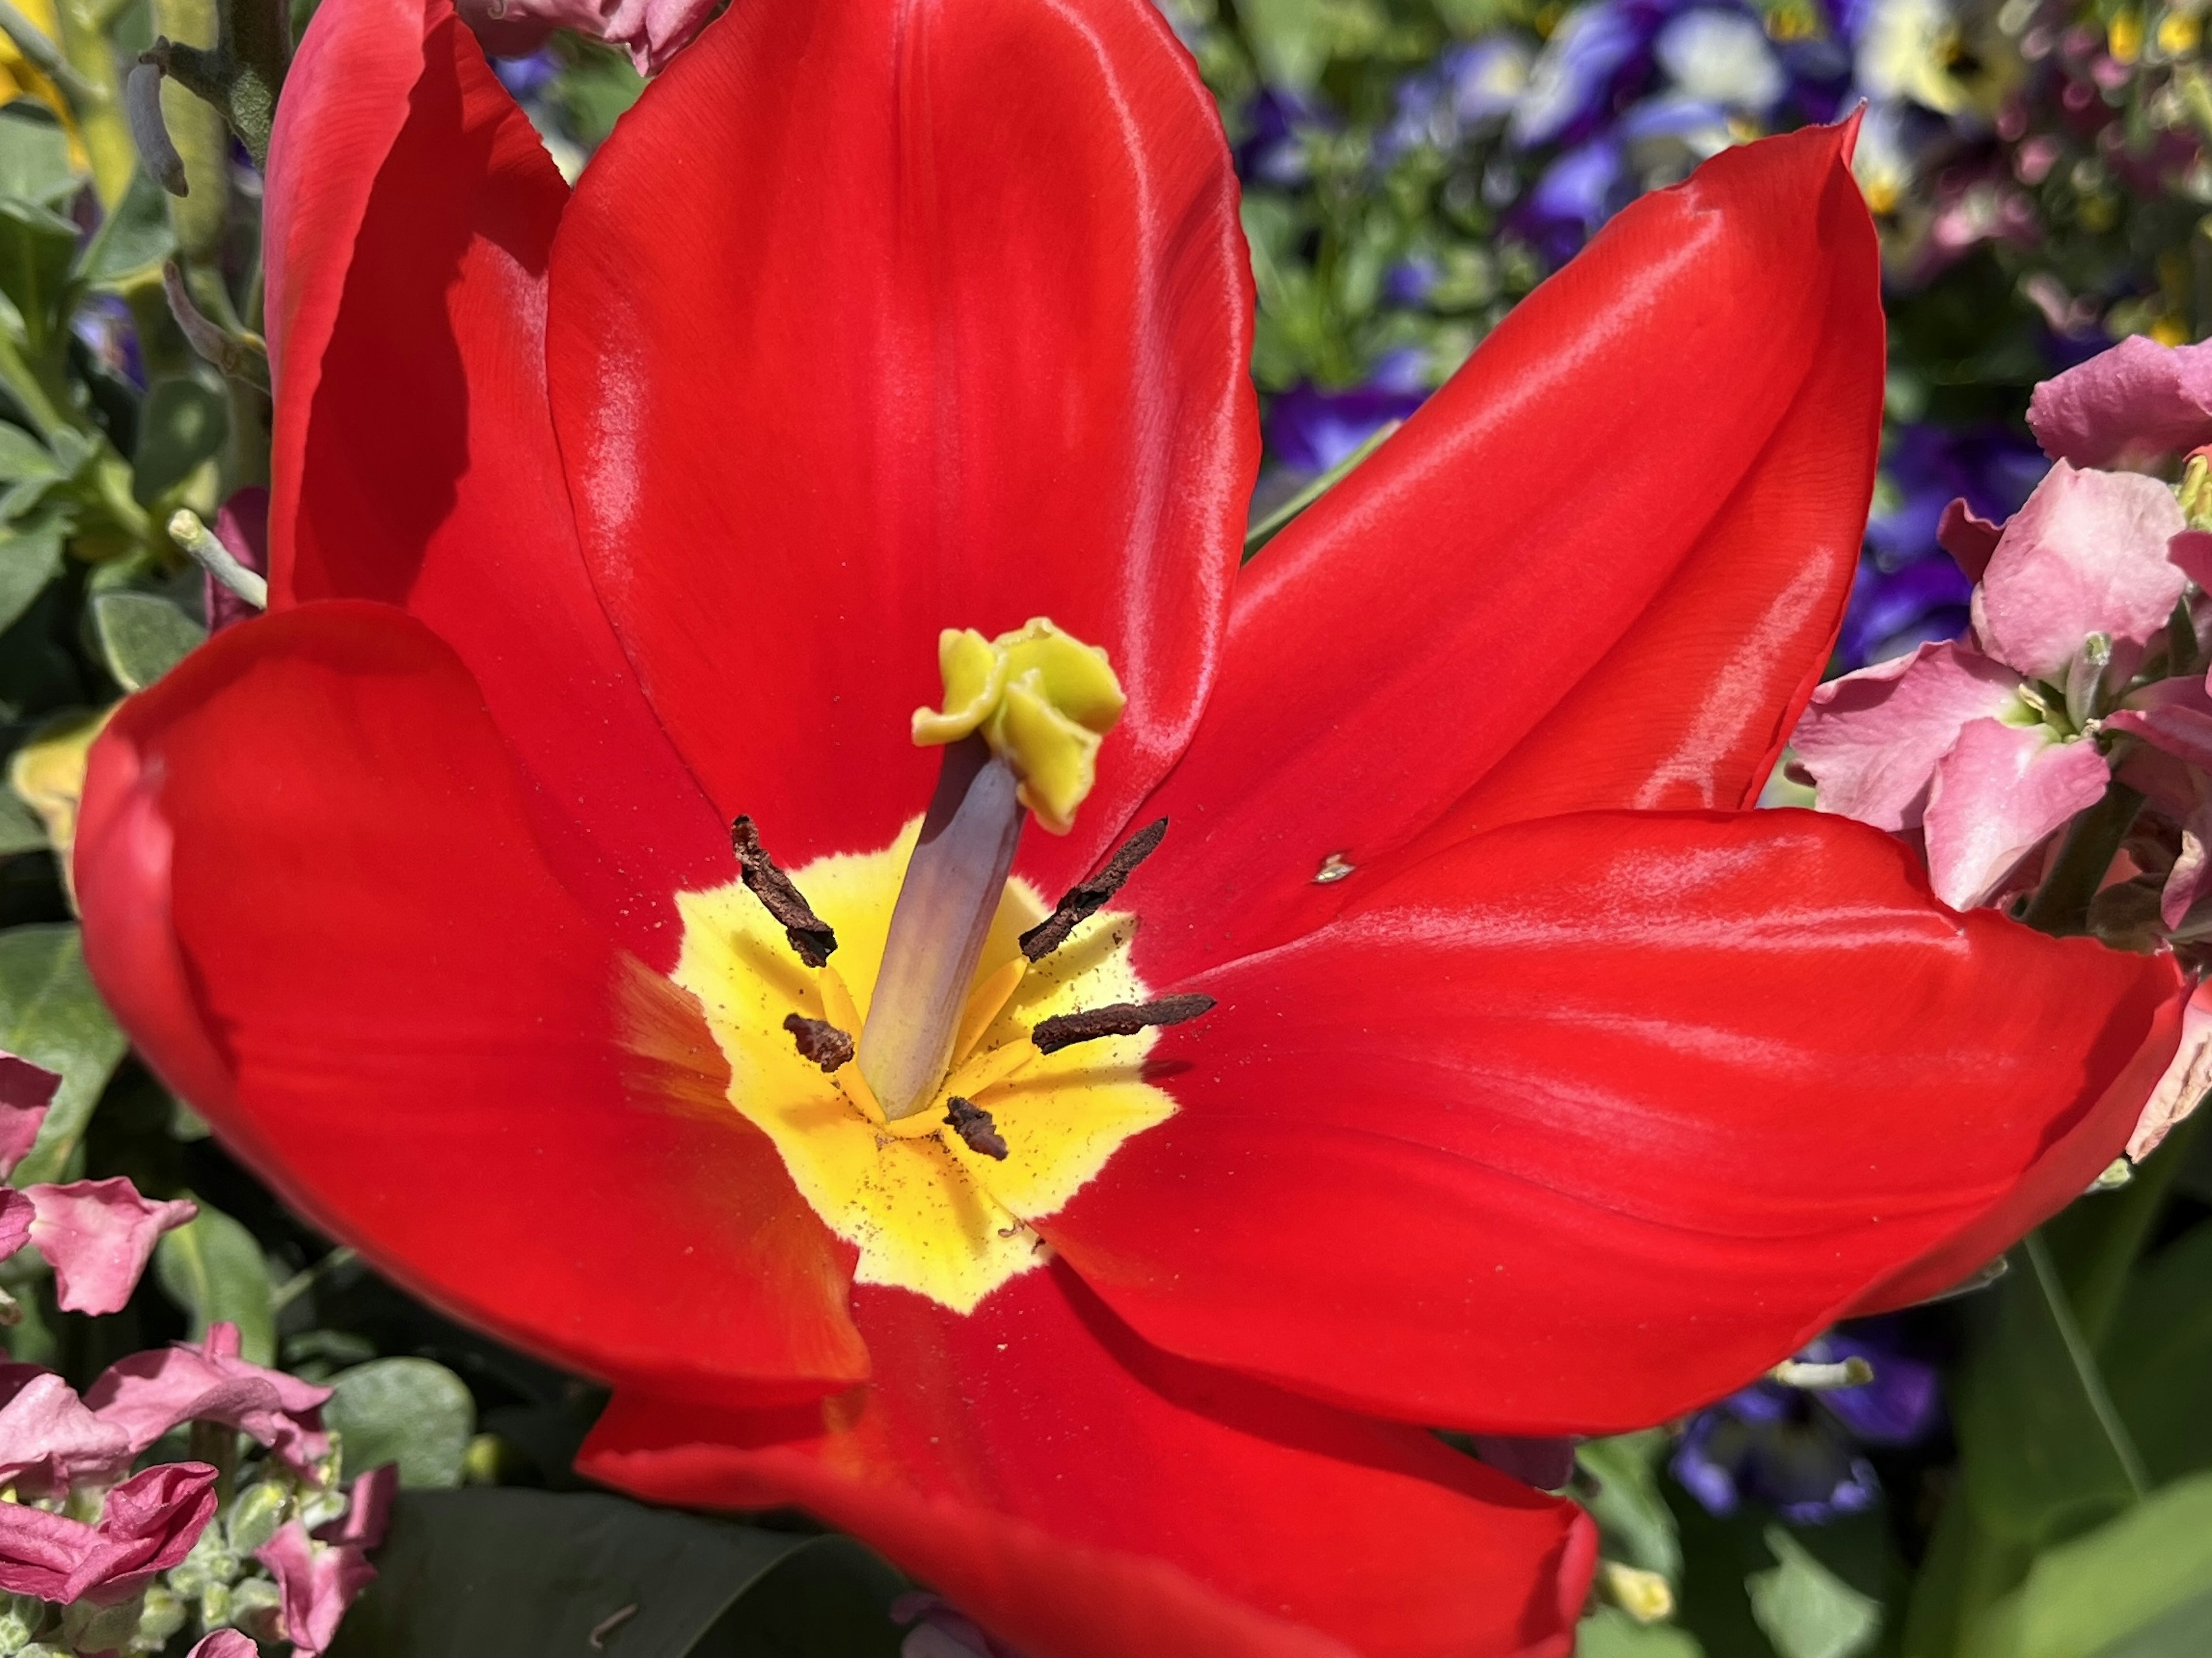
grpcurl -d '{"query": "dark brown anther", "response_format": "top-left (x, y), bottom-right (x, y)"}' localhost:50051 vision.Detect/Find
top-left (734, 815), bottom-right (838, 966)
top-left (1031, 993), bottom-right (1215, 1054)
top-left (1020, 818), bottom-right (1168, 962)
top-left (944, 1096), bottom-right (1009, 1160)
top-left (783, 1014), bottom-right (854, 1073)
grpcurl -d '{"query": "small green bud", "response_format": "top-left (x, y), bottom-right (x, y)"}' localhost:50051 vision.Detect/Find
top-left (130, 1585), bottom-right (187, 1653)
top-left (225, 1479), bottom-right (290, 1557)
top-left (226, 1574), bottom-right (283, 1641)
top-left (62, 1592), bottom-right (145, 1655)
top-left (2182, 453), bottom-right (2212, 530)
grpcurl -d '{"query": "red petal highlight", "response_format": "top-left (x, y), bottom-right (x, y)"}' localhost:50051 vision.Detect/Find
top-left (267, 0), bottom-right (725, 962)
top-left (1133, 124), bottom-right (1878, 980)
top-left (544, 0), bottom-right (1255, 890)
top-left (1046, 810), bottom-right (2181, 1435)
top-left (579, 1266), bottom-right (1592, 1658)
top-left (77, 607), bottom-right (865, 1402)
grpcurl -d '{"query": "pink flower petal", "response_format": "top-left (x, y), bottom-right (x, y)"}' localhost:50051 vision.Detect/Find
top-left (2131, 978), bottom-right (2212, 1160)
top-left (257, 1521), bottom-right (377, 1657)
top-left (455, 0), bottom-right (717, 73)
top-left (1790, 640), bottom-right (2025, 831)
top-left (1937, 496), bottom-right (2003, 581)
top-left (86, 1323), bottom-right (332, 1473)
top-left (2105, 699), bottom-right (2212, 771)
top-left (1971, 462), bottom-right (2190, 683)
top-left (22, 1179), bottom-right (197, 1315)
top-left (1923, 719), bottom-right (2112, 908)
top-left (2169, 528), bottom-right (2212, 591)
top-left (0, 1052), bottom-right (59, 1181)
top-left (207, 488), bottom-right (269, 636)
top-left (0, 1369), bottom-right (135, 1498)
top-left (2164, 796), bottom-right (2212, 929)
top-left (0, 1460), bottom-right (217, 1604)
top-left (0, 1187), bottom-right (32, 1261)
top-left (187, 1633), bottom-right (259, 1658)
top-left (2027, 335), bottom-right (2212, 469)
top-left (315, 1462), bottom-right (397, 1551)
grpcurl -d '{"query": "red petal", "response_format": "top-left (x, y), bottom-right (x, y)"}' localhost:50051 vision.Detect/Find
top-left (579, 1266), bottom-right (1592, 1658)
top-left (77, 607), bottom-right (866, 1401)
top-left (542, 0), bottom-right (1255, 888)
top-left (267, 0), bottom-right (726, 961)
top-left (1132, 125), bottom-right (1878, 980)
top-left (1047, 810), bottom-right (2181, 1436)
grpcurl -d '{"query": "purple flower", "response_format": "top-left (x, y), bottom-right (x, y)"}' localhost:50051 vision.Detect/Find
top-left (1672, 1322), bottom-right (1942, 1524)
top-left (491, 48), bottom-right (560, 101)
top-left (1236, 87), bottom-right (1330, 188)
top-left (1263, 354), bottom-right (1430, 474)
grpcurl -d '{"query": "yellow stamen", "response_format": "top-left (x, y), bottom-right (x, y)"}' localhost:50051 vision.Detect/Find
top-left (942, 1037), bottom-right (1037, 1104)
top-left (911, 618), bottom-right (1125, 834)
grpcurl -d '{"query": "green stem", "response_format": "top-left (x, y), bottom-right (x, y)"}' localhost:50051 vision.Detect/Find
top-left (2073, 1109), bottom-right (2206, 1349)
top-left (2025, 1231), bottom-right (2150, 1499)
top-left (0, 329), bottom-right (73, 443)
top-left (1244, 418), bottom-right (1402, 557)
top-left (2022, 781), bottom-right (2143, 934)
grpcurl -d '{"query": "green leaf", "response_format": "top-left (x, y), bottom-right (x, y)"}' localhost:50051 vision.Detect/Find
top-left (1230, 0), bottom-right (1332, 89)
top-left (1580, 1431), bottom-right (1683, 1582)
top-left (90, 591), bottom-right (204, 691)
top-left (154, 1202), bottom-right (277, 1365)
top-left (1960, 1472), bottom-right (2212, 1658)
top-left (0, 422), bottom-right (59, 484)
top-left (130, 377), bottom-right (227, 506)
top-left (324, 1358), bottom-right (475, 1489)
top-left (0, 198), bottom-right (81, 353)
top-left (1579, 1608), bottom-right (1706, 1658)
top-left (0, 504), bottom-right (65, 635)
top-left (1748, 1528), bottom-right (1881, 1658)
top-left (77, 168), bottom-right (177, 289)
top-left (0, 924), bottom-right (126, 1185)
top-left (324, 1488), bottom-right (906, 1658)
top-left (0, 787), bottom-right (46, 855)
top-left (2102, 1217), bottom-right (2212, 1484)
top-left (0, 104), bottom-right (78, 208)
top-left (1953, 1243), bottom-right (2141, 1549)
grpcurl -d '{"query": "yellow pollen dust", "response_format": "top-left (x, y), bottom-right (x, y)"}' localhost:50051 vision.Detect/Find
top-left (668, 821), bottom-right (1173, 1312)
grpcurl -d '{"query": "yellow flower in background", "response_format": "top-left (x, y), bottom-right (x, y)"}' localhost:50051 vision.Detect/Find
top-left (1, 0), bottom-right (88, 165)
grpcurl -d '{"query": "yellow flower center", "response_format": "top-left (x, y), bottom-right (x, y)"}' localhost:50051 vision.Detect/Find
top-left (655, 618), bottom-right (1203, 1314)
top-left (668, 821), bottom-right (1175, 1311)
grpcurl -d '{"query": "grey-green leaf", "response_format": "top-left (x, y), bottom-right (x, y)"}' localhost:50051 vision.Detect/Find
top-left (1578, 1608), bottom-right (1706, 1658)
top-left (0, 787), bottom-right (46, 855)
top-left (130, 377), bottom-right (227, 506)
top-left (77, 167), bottom-right (177, 288)
top-left (0, 198), bottom-right (81, 352)
top-left (0, 103), bottom-right (77, 207)
top-left (0, 924), bottom-right (126, 1184)
top-left (0, 504), bottom-right (65, 635)
top-left (1960, 1472), bottom-right (2212, 1658)
top-left (324, 1488), bottom-right (906, 1658)
top-left (0, 422), bottom-right (58, 484)
top-left (324, 1359), bottom-right (476, 1490)
top-left (1578, 1430), bottom-right (1683, 1583)
top-left (1749, 1527), bottom-right (1882, 1658)
top-left (155, 1202), bottom-right (278, 1365)
top-left (91, 591), bottom-right (204, 691)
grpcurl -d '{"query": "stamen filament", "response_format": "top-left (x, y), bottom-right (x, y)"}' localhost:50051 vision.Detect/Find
top-left (858, 738), bottom-right (1027, 1120)
top-left (951, 958), bottom-right (1027, 1070)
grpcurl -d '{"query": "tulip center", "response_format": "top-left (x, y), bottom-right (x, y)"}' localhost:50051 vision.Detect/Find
top-left (660, 620), bottom-right (1204, 1312)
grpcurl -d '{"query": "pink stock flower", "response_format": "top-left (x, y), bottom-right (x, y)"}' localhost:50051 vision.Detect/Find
top-left (86, 1322), bottom-right (333, 1473)
top-left (0, 1366), bottom-right (134, 1498)
top-left (315, 1463), bottom-right (397, 1550)
top-left (19, 1180), bottom-right (196, 1315)
top-left (2028, 334), bottom-right (2212, 471)
top-left (0, 1460), bottom-right (218, 1604)
top-left (456, 0), bottom-right (715, 73)
top-left (1968, 462), bottom-right (2188, 684)
top-left (0, 1052), bottom-right (59, 1176)
top-left (1797, 458), bottom-right (2201, 908)
top-left (2133, 981), bottom-right (2212, 1160)
top-left (186, 1632), bottom-right (259, 1658)
top-left (258, 1519), bottom-right (378, 1656)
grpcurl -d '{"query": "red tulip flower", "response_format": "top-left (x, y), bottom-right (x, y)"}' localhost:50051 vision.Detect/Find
top-left (75, 0), bottom-right (2184, 1653)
